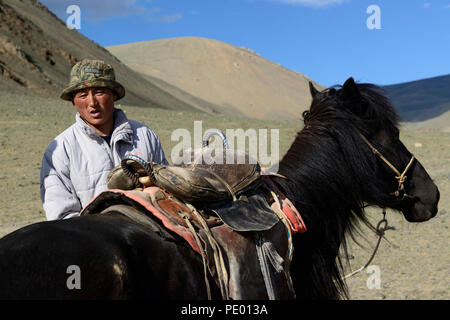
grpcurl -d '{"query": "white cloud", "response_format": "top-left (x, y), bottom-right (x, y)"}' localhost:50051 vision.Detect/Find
top-left (148, 13), bottom-right (182, 23)
top-left (147, 7), bottom-right (182, 23)
top-left (423, 2), bottom-right (431, 8)
top-left (261, 0), bottom-right (351, 8)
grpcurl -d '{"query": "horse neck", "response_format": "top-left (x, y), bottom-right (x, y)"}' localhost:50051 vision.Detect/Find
top-left (277, 128), bottom-right (371, 299)
top-left (279, 128), bottom-right (368, 222)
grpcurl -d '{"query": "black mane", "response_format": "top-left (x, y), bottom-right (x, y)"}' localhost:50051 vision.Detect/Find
top-left (276, 83), bottom-right (402, 299)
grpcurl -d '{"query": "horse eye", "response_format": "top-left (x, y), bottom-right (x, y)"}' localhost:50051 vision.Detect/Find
top-left (302, 110), bottom-right (311, 122)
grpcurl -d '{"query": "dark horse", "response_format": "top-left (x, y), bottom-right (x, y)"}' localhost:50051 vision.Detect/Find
top-left (0, 78), bottom-right (439, 299)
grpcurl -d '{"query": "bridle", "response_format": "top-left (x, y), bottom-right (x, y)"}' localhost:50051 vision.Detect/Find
top-left (358, 132), bottom-right (415, 200)
top-left (343, 131), bottom-right (415, 280)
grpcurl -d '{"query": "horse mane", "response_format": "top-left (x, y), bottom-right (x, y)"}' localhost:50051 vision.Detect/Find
top-left (276, 83), bottom-right (401, 299)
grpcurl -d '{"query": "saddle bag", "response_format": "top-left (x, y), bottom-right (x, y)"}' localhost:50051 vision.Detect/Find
top-left (152, 148), bottom-right (262, 203)
top-left (108, 146), bottom-right (262, 204)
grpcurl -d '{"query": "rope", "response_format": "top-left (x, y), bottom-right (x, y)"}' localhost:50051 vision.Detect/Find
top-left (357, 132), bottom-right (415, 197)
top-left (358, 133), bottom-right (402, 176)
top-left (255, 234), bottom-right (282, 300)
top-left (185, 203), bottom-right (230, 300)
top-left (267, 190), bottom-right (295, 295)
top-left (208, 171), bottom-right (237, 202)
top-left (342, 209), bottom-right (392, 280)
top-left (180, 212), bottom-right (212, 300)
top-left (270, 190), bottom-right (295, 233)
top-left (394, 156), bottom-right (415, 194)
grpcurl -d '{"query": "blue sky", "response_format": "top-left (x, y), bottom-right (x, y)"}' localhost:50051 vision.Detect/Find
top-left (41, 0), bottom-right (450, 87)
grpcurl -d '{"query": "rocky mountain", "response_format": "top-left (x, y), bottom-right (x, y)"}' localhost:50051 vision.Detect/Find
top-left (0, 0), bottom-right (202, 111)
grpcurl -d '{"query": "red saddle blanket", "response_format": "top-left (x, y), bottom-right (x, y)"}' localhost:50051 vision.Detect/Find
top-left (79, 178), bottom-right (305, 299)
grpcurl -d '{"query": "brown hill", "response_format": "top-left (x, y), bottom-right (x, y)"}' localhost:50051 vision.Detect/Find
top-left (402, 109), bottom-right (450, 132)
top-left (0, 0), bottom-right (202, 111)
top-left (107, 37), bottom-right (325, 121)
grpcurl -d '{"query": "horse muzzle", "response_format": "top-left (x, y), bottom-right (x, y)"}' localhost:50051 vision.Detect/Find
top-left (401, 188), bottom-right (439, 222)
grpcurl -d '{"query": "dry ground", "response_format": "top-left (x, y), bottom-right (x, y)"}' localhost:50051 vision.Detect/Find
top-left (0, 90), bottom-right (448, 299)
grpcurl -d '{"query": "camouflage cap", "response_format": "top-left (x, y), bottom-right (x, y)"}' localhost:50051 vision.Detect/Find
top-left (60, 59), bottom-right (125, 101)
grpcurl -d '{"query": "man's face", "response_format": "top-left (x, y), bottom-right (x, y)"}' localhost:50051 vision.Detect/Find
top-left (72, 87), bottom-right (116, 135)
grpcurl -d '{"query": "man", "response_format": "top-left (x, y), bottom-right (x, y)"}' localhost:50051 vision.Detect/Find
top-left (40, 59), bottom-right (168, 220)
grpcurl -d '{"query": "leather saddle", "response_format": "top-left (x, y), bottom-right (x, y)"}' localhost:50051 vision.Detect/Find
top-left (99, 131), bottom-right (304, 299)
top-left (79, 187), bottom-right (297, 300)
top-left (114, 148), bottom-right (261, 203)
top-left (108, 135), bottom-right (280, 232)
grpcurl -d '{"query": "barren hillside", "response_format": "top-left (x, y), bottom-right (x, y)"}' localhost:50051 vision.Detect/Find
top-left (108, 37), bottom-right (325, 121)
top-left (402, 109), bottom-right (450, 132)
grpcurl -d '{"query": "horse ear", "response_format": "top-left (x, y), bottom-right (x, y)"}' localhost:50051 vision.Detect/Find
top-left (342, 77), bottom-right (361, 101)
top-left (309, 82), bottom-right (319, 98)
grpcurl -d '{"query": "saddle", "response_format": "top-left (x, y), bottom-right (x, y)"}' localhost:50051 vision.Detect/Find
top-left (96, 131), bottom-right (307, 299)
top-left (110, 147), bottom-right (281, 232)
top-left (80, 184), bottom-right (302, 299)
top-left (115, 148), bottom-right (261, 203)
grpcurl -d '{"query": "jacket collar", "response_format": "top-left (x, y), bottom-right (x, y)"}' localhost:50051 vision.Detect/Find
top-left (76, 108), bottom-right (133, 144)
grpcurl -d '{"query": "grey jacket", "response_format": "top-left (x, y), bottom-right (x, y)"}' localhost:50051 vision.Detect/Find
top-left (40, 109), bottom-right (168, 220)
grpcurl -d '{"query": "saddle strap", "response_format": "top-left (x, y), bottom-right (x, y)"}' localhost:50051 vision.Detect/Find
top-left (181, 212), bottom-right (212, 300)
top-left (255, 233), bottom-right (285, 300)
top-left (185, 203), bottom-right (230, 300)
top-left (263, 175), bottom-right (307, 234)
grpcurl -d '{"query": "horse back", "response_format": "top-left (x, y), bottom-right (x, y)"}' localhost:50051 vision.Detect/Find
top-left (0, 213), bottom-right (213, 299)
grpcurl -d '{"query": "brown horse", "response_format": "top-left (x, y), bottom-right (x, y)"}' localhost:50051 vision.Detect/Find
top-left (0, 78), bottom-right (439, 299)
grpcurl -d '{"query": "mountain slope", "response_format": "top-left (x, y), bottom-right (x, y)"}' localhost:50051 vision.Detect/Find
top-left (0, 0), bottom-right (200, 112)
top-left (107, 37), bottom-right (325, 121)
top-left (384, 74), bottom-right (450, 122)
top-left (402, 109), bottom-right (450, 132)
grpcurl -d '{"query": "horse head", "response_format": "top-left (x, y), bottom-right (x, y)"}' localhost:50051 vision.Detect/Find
top-left (308, 77), bottom-right (439, 222)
